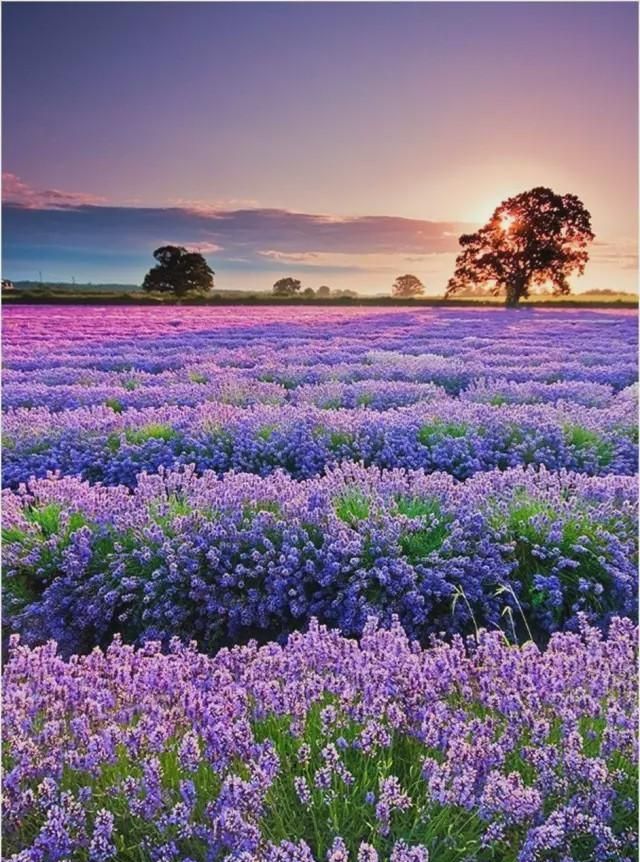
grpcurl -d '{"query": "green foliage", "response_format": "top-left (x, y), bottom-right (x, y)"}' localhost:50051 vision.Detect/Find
top-left (242, 500), bottom-right (283, 523)
top-left (356, 393), bottom-right (374, 407)
top-left (328, 431), bottom-right (355, 452)
top-left (491, 491), bottom-right (624, 621)
top-left (124, 424), bottom-right (178, 445)
top-left (257, 425), bottom-right (277, 441)
top-left (392, 274), bottom-right (425, 299)
top-left (563, 424), bottom-right (613, 466)
top-left (418, 421), bottom-right (468, 446)
top-left (105, 398), bottom-right (124, 413)
top-left (16, 502), bottom-right (88, 541)
top-left (143, 246), bottom-right (215, 297)
top-left (147, 496), bottom-right (194, 532)
top-left (333, 489), bottom-right (371, 525)
top-left (273, 278), bottom-right (303, 298)
top-left (395, 496), bottom-right (451, 562)
top-left (3, 503), bottom-right (89, 612)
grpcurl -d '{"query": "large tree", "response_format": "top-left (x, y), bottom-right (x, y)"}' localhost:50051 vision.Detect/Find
top-left (392, 274), bottom-right (425, 298)
top-left (446, 187), bottom-right (594, 306)
top-left (142, 246), bottom-right (214, 297)
top-left (272, 277), bottom-right (302, 297)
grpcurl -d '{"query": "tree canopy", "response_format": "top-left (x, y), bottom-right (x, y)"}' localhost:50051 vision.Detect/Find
top-left (446, 187), bottom-right (594, 306)
top-left (142, 246), bottom-right (214, 297)
top-left (392, 274), bottom-right (425, 298)
top-left (272, 278), bottom-right (302, 297)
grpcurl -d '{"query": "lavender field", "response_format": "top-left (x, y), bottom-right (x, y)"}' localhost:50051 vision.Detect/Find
top-left (2, 305), bottom-right (638, 862)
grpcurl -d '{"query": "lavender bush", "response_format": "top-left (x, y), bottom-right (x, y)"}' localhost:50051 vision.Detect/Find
top-left (3, 616), bottom-right (637, 862)
top-left (3, 465), bottom-right (636, 654)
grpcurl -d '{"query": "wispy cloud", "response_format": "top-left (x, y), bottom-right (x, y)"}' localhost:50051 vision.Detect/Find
top-left (2, 172), bottom-right (107, 210)
top-left (258, 250), bottom-right (322, 263)
top-left (163, 240), bottom-right (223, 254)
top-left (167, 197), bottom-right (260, 215)
top-left (591, 238), bottom-right (638, 271)
top-left (3, 199), bottom-right (472, 263)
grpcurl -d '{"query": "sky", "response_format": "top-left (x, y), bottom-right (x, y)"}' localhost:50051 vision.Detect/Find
top-left (2, 2), bottom-right (638, 294)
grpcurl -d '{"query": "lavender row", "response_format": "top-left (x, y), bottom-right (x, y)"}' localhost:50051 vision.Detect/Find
top-left (3, 343), bottom-right (637, 409)
top-left (3, 309), bottom-right (637, 416)
top-left (3, 616), bottom-right (637, 862)
top-left (3, 399), bottom-right (637, 489)
top-left (4, 307), bottom-right (637, 373)
top-left (4, 373), bottom-right (634, 414)
top-left (4, 464), bottom-right (636, 655)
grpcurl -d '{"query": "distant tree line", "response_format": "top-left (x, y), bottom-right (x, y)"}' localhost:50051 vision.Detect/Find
top-left (142, 187), bottom-right (594, 306)
top-left (271, 278), bottom-right (357, 299)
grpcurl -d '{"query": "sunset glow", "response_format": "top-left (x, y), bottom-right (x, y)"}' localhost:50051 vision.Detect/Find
top-left (2, 3), bottom-right (638, 294)
top-left (499, 213), bottom-right (516, 233)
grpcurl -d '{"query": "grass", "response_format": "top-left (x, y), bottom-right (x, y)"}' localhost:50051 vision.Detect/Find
top-left (2, 503), bottom-right (89, 611)
top-left (105, 397), bottom-right (124, 413)
top-left (418, 422), bottom-right (469, 446)
top-left (257, 425), bottom-right (278, 441)
top-left (254, 703), bottom-right (487, 862)
top-left (563, 424), bottom-right (613, 466)
top-left (328, 431), bottom-right (355, 452)
top-left (395, 496), bottom-right (451, 562)
top-left (107, 423), bottom-right (178, 451)
top-left (334, 489), bottom-right (371, 525)
top-left (490, 491), bottom-right (620, 622)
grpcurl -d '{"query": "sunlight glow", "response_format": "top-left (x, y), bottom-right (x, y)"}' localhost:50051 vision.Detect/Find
top-left (499, 213), bottom-right (516, 233)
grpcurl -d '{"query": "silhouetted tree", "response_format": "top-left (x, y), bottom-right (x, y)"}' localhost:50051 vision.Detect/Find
top-left (446, 187), bottom-right (594, 307)
top-left (273, 277), bottom-right (302, 297)
top-left (316, 285), bottom-right (331, 298)
top-left (142, 246), bottom-right (214, 297)
top-left (392, 274), bottom-right (425, 298)
top-left (302, 287), bottom-right (316, 299)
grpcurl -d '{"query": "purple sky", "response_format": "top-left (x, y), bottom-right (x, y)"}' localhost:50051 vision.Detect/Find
top-left (2, 2), bottom-right (638, 293)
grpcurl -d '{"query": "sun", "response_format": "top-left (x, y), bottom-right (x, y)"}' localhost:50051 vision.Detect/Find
top-left (499, 212), bottom-right (516, 233)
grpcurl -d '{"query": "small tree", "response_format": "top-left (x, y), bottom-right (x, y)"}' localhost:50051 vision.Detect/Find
top-left (392, 274), bottom-right (425, 298)
top-left (273, 277), bottom-right (302, 297)
top-left (446, 187), bottom-right (594, 306)
top-left (316, 285), bottom-right (331, 298)
top-left (302, 287), bottom-right (316, 299)
top-left (142, 246), bottom-right (214, 297)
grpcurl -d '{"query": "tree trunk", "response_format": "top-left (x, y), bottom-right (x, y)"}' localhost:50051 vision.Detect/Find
top-left (505, 285), bottom-right (519, 307)
top-left (505, 276), bottom-right (528, 307)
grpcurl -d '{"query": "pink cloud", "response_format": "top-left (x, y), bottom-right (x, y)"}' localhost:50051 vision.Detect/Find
top-left (2, 172), bottom-right (106, 209)
top-left (168, 196), bottom-right (259, 215)
top-left (259, 249), bottom-right (320, 263)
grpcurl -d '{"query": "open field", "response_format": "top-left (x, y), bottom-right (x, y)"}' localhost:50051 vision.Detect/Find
top-left (3, 286), bottom-right (638, 308)
top-left (2, 305), bottom-right (638, 862)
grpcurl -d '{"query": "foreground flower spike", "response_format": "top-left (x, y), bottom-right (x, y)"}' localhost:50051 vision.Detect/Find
top-left (2, 617), bottom-right (637, 861)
